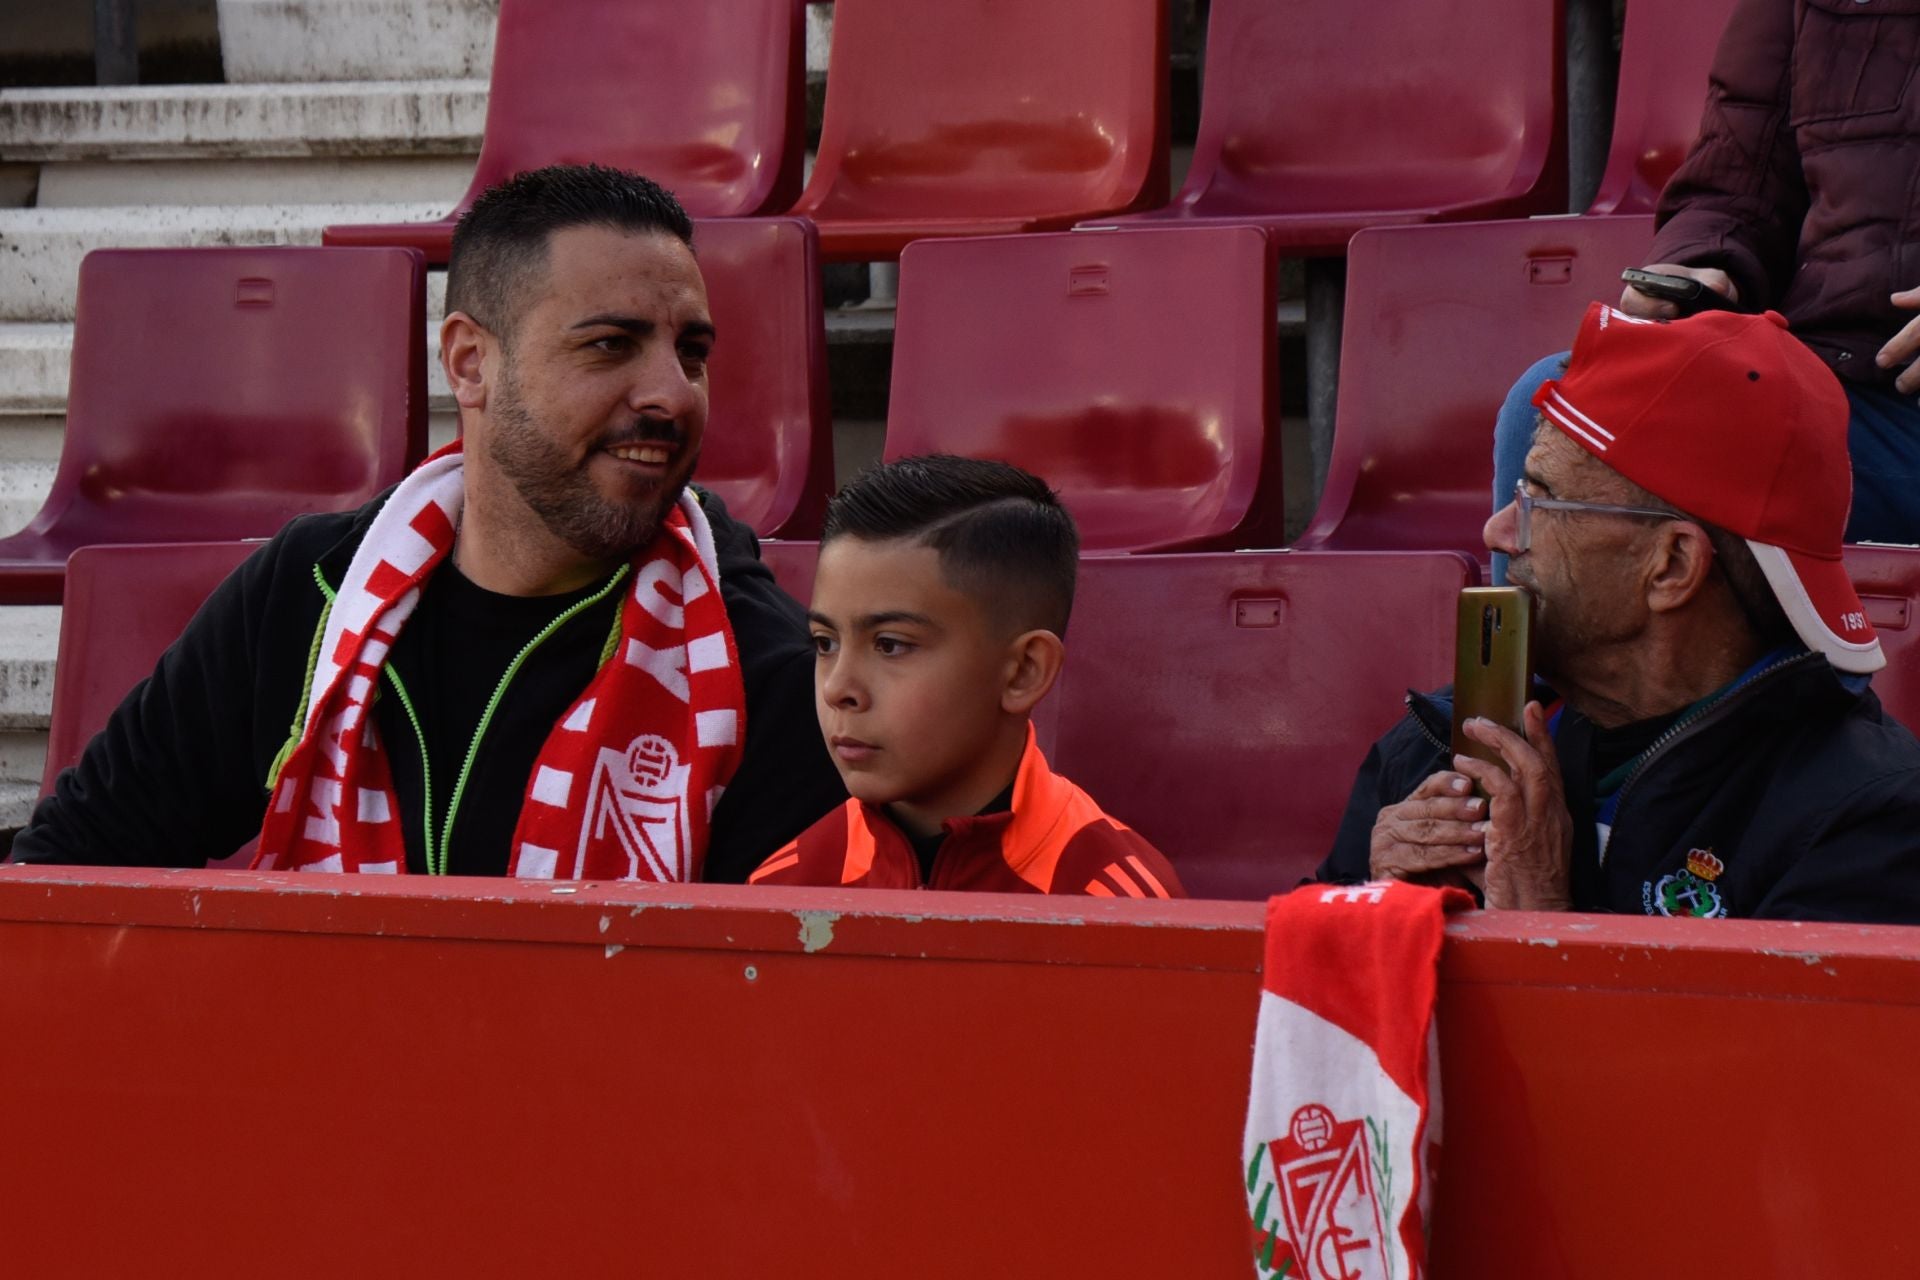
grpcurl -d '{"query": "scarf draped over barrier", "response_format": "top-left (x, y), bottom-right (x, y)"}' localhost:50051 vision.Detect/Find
top-left (1245, 880), bottom-right (1473, 1280)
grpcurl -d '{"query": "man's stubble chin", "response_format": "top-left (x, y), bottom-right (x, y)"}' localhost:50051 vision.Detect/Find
top-left (485, 383), bottom-right (694, 563)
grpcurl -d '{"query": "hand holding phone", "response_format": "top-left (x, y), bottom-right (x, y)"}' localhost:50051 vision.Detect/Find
top-left (1620, 267), bottom-right (1741, 317)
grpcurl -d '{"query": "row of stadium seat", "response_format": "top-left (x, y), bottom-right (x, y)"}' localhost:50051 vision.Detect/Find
top-left (0, 210), bottom-right (1699, 598)
top-left (322, 0), bottom-right (1738, 262)
top-left (46, 539), bottom-right (1920, 897)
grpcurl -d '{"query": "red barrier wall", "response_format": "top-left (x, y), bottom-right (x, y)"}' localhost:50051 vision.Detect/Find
top-left (0, 867), bottom-right (1913, 1276)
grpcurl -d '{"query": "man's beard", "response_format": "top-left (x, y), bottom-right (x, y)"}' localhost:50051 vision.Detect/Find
top-left (486, 367), bottom-right (694, 563)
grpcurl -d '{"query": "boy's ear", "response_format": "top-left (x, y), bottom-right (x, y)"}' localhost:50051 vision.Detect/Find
top-left (1001, 629), bottom-right (1065, 715)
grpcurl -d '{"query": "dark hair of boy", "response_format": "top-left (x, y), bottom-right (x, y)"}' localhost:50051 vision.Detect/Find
top-left (821, 454), bottom-right (1080, 637)
top-left (445, 163), bottom-right (695, 346)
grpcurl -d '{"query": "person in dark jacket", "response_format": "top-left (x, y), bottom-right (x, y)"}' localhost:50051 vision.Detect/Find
top-left (1493, 0), bottom-right (1920, 562)
top-left (1323, 302), bottom-right (1920, 923)
top-left (12, 165), bottom-right (844, 881)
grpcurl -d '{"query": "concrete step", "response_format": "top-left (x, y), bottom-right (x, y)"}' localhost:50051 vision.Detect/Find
top-left (0, 201), bottom-right (445, 322)
top-left (215, 0), bottom-right (832, 84)
top-left (218, 0), bottom-right (499, 84)
top-left (0, 605), bottom-right (57, 829)
top-left (0, 417), bottom-right (60, 540)
top-left (34, 158), bottom-right (477, 212)
top-left (0, 81), bottom-right (485, 164)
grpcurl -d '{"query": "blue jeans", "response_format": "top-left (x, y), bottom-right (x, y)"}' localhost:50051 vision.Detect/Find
top-left (1490, 353), bottom-right (1920, 584)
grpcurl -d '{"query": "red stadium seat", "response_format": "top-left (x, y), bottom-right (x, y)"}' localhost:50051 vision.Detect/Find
top-left (324, 0), bottom-right (807, 261)
top-left (1298, 215), bottom-right (1656, 555)
top-left (1095, 0), bottom-right (1565, 252)
top-left (0, 247), bottom-right (426, 605)
top-left (884, 226), bottom-right (1283, 553)
top-left (695, 218), bottom-right (832, 538)
top-left (790, 0), bottom-right (1169, 261)
top-left (1050, 550), bottom-right (1479, 899)
top-left (42, 541), bottom-right (259, 867)
top-left (757, 539), bottom-right (818, 607)
top-left (1845, 545), bottom-right (1920, 734)
top-left (1585, 0), bottom-right (1741, 216)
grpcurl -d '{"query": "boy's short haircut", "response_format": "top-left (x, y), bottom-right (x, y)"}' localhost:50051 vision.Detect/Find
top-left (822, 455), bottom-right (1080, 636)
top-left (447, 163), bottom-right (695, 346)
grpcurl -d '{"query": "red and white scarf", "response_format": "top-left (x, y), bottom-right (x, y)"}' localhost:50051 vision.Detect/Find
top-left (1243, 880), bottom-right (1472, 1280)
top-left (256, 442), bottom-right (746, 881)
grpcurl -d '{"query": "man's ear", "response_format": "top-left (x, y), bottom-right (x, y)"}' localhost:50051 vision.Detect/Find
top-left (1001, 630), bottom-right (1066, 715)
top-left (441, 311), bottom-right (493, 411)
top-left (1644, 520), bottom-right (1717, 615)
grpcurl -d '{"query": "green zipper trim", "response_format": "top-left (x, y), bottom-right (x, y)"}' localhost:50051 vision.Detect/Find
top-left (266, 565), bottom-right (340, 792)
top-left (432, 563), bottom-right (632, 876)
top-left (598, 601), bottom-right (625, 668)
top-left (382, 665), bottom-right (435, 872)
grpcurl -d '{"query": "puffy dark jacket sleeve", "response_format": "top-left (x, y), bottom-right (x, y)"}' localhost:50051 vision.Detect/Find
top-left (1750, 764), bottom-right (1920, 923)
top-left (1645, 0), bottom-right (1808, 310)
top-left (10, 532), bottom-right (308, 867)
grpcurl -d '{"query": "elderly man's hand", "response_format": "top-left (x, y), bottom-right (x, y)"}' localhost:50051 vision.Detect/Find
top-left (1620, 263), bottom-right (1739, 320)
top-left (1453, 704), bottom-right (1574, 911)
top-left (1369, 769), bottom-right (1489, 886)
top-left (1876, 286), bottom-right (1920, 395)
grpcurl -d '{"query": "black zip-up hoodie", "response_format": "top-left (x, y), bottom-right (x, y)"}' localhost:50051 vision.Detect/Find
top-left (1317, 654), bottom-right (1920, 922)
top-left (12, 487), bottom-right (846, 883)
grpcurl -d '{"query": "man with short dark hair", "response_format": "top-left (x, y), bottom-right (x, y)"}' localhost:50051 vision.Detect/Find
top-left (15, 164), bottom-right (844, 881)
top-left (1322, 304), bottom-right (1920, 922)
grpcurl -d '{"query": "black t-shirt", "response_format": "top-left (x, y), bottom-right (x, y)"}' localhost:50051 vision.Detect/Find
top-left (378, 561), bottom-right (623, 877)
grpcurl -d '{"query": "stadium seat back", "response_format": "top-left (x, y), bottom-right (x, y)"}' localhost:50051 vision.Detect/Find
top-left (0, 246), bottom-right (426, 604)
top-left (1050, 551), bottom-right (1478, 900)
top-left (792, 0), bottom-right (1169, 258)
top-left (43, 541), bottom-right (260, 867)
top-left (1148, 0), bottom-right (1564, 249)
top-left (1587, 0), bottom-right (1741, 215)
top-left (693, 218), bottom-right (832, 538)
top-left (758, 539), bottom-right (819, 608)
top-left (885, 227), bottom-right (1282, 553)
top-left (1846, 545), bottom-right (1920, 734)
top-left (1299, 215), bottom-right (1656, 555)
top-left (325, 0), bottom-right (807, 257)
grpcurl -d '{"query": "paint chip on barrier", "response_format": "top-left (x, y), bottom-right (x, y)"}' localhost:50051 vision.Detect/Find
top-left (796, 911), bottom-right (838, 953)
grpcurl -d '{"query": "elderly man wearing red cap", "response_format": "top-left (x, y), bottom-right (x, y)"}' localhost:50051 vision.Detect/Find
top-left (1320, 303), bottom-right (1920, 922)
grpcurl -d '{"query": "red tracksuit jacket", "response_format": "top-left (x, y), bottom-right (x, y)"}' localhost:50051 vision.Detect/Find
top-left (749, 728), bottom-right (1185, 897)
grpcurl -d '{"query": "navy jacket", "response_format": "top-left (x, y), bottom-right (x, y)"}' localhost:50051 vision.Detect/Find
top-left (1318, 653), bottom-right (1920, 922)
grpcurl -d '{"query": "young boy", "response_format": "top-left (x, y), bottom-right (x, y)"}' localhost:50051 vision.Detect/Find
top-left (749, 455), bottom-right (1185, 898)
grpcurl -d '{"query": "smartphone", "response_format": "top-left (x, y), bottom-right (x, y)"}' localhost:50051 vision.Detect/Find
top-left (1451, 587), bottom-right (1532, 780)
top-left (1620, 268), bottom-right (1739, 316)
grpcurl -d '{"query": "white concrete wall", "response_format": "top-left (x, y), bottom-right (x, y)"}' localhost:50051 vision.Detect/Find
top-left (217, 0), bottom-right (499, 83)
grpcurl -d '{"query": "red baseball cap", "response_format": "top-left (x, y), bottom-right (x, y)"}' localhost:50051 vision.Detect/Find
top-left (1532, 303), bottom-right (1882, 674)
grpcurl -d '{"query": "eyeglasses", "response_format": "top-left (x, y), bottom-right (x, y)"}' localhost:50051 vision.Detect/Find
top-left (1511, 479), bottom-right (1680, 553)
